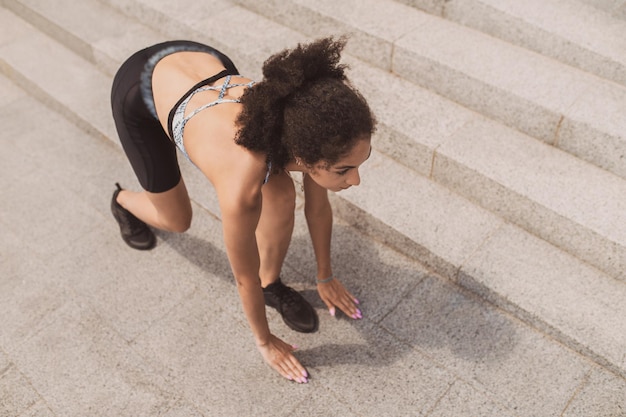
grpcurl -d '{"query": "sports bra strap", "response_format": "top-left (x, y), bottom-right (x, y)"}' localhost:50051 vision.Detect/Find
top-left (167, 69), bottom-right (232, 141)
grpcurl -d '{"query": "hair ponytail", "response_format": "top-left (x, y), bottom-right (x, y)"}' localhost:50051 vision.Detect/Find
top-left (262, 37), bottom-right (347, 95)
top-left (236, 37), bottom-right (375, 170)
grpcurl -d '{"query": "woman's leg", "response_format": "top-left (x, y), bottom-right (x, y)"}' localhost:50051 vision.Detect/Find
top-left (116, 177), bottom-right (192, 233)
top-left (256, 171), bottom-right (318, 332)
top-left (111, 43), bottom-right (194, 248)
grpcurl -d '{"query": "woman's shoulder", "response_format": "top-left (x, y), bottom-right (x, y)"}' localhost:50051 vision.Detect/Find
top-left (191, 130), bottom-right (268, 194)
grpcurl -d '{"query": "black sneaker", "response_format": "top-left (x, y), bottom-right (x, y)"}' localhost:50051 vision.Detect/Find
top-left (263, 278), bottom-right (318, 333)
top-left (111, 183), bottom-right (156, 250)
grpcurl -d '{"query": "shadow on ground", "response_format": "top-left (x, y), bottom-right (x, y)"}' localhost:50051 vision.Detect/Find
top-left (156, 218), bottom-right (518, 371)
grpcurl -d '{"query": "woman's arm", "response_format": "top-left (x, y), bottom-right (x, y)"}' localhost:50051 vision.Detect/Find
top-left (215, 170), bottom-right (308, 383)
top-left (303, 174), bottom-right (362, 320)
top-left (218, 183), bottom-right (269, 344)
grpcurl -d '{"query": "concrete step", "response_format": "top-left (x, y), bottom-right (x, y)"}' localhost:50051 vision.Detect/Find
top-left (398, 0), bottom-right (626, 22)
top-left (0, 6), bottom-right (115, 142)
top-left (0, 0), bottom-right (171, 76)
top-left (393, 0), bottom-right (626, 88)
top-left (233, 0), bottom-right (626, 181)
top-left (573, 0), bottom-right (626, 20)
top-left (95, 0), bottom-right (299, 80)
top-left (442, 0), bottom-right (626, 88)
top-left (2, 1), bottom-right (626, 380)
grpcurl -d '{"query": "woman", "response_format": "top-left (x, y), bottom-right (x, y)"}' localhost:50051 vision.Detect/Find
top-left (110, 37), bottom-right (376, 383)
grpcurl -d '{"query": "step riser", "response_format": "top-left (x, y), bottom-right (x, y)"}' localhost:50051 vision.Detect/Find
top-left (395, 0), bottom-right (446, 15)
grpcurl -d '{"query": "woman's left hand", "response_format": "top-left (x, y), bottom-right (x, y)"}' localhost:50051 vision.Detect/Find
top-left (317, 277), bottom-right (362, 319)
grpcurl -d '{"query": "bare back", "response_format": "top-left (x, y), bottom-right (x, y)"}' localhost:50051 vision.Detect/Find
top-left (151, 51), bottom-right (267, 189)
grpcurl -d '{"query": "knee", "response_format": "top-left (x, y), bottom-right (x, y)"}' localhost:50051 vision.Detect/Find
top-left (171, 218), bottom-right (192, 233)
top-left (158, 213), bottom-right (192, 233)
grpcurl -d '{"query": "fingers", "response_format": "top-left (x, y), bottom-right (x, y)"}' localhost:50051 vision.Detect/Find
top-left (336, 295), bottom-right (362, 320)
top-left (320, 280), bottom-right (362, 320)
top-left (278, 355), bottom-right (309, 384)
top-left (321, 299), bottom-right (336, 317)
top-left (261, 337), bottom-right (309, 383)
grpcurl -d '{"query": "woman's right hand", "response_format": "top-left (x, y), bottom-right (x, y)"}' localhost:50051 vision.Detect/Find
top-left (257, 334), bottom-right (308, 383)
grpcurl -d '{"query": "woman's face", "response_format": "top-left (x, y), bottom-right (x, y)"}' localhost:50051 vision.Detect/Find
top-left (307, 139), bottom-right (372, 192)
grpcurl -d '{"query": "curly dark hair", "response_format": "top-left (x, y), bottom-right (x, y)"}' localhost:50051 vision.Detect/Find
top-left (235, 37), bottom-right (376, 171)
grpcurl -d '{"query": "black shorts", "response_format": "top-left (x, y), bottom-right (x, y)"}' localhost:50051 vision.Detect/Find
top-left (110, 40), bottom-right (238, 193)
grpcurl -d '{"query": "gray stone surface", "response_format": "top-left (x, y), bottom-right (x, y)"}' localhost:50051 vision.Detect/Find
top-left (444, 0), bottom-right (626, 87)
top-left (384, 0), bottom-right (447, 15)
top-left (428, 380), bottom-right (516, 417)
top-left (393, 17), bottom-right (594, 142)
top-left (460, 224), bottom-right (626, 378)
top-left (11, 301), bottom-right (177, 417)
top-left (237, 0), bottom-right (428, 72)
top-left (562, 367), bottom-right (626, 416)
top-left (559, 79), bottom-right (626, 179)
top-left (101, 0), bottom-right (304, 80)
top-left (0, 13), bottom-right (117, 140)
top-left (380, 275), bottom-right (592, 417)
top-left (434, 117), bottom-right (626, 280)
top-left (576, 0), bottom-right (626, 19)
top-left (20, 401), bottom-right (56, 417)
top-left (0, 362), bottom-right (40, 417)
top-left (3, 0), bottom-right (165, 75)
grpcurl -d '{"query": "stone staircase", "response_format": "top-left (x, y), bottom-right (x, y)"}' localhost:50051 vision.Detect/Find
top-left (1, 0), bottom-right (624, 380)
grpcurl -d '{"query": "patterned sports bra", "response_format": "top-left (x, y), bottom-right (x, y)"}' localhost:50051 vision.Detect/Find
top-left (167, 70), bottom-right (272, 184)
top-left (168, 69), bottom-right (254, 157)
